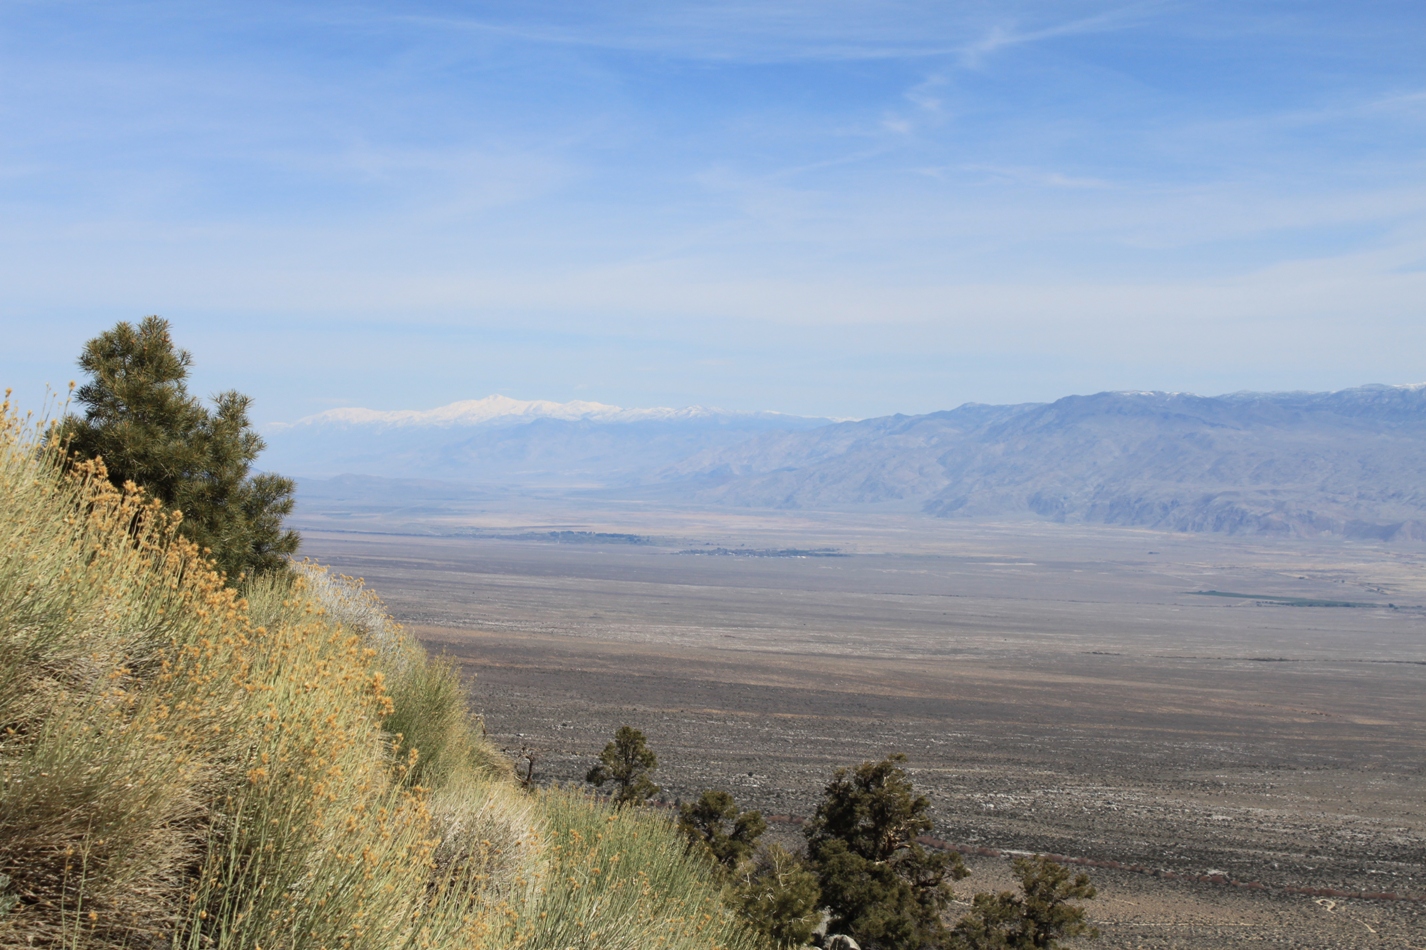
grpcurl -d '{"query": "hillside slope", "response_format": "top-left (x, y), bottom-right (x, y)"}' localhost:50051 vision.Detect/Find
top-left (0, 406), bottom-right (765, 950)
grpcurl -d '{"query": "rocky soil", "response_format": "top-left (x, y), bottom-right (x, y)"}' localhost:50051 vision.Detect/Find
top-left (302, 520), bottom-right (1426, 947)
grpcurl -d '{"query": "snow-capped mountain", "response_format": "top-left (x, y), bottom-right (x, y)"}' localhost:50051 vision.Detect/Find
top-left (262, 396), bottom-right (829, 484)
top-left (275, 395), bottom-right (784, 430)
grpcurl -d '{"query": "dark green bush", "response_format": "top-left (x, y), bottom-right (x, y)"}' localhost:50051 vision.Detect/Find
top-left (732, 843), bottom-right (822, 948)
top-left (950, 855), bottom-right (1099, 949)
top-left (586, 725), bottom-right (660, 805)
top-left (806, 754), bottom-right (968, 949)
top-left (679, 789), bottom-right (767, 870)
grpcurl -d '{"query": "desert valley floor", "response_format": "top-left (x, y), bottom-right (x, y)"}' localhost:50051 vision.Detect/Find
top-left (296, 498), bottom-right (1426, 949)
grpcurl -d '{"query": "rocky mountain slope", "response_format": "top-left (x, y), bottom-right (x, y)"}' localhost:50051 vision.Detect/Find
top-left (665, 385), bottom-right (1426, 539)
top-left (269, 385), bottom-right (1426, 540)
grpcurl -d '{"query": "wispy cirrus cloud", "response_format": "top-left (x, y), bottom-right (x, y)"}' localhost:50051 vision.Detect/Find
top-left (955, 1), bottom-right (1165, 68)
top-left (384, 0), bottom-right (1158, 65)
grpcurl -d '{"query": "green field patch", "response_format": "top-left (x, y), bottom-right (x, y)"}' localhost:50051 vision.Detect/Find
top-left (1190, 589), bottom-right (1379, 608)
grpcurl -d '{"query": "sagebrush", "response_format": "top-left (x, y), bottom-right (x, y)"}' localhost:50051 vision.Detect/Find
top-left (0, 397), bottom-right (766, 950)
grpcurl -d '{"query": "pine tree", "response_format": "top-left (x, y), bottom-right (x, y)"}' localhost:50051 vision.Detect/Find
top-left (58, 317), bottom-right (298, 580)
top-left (731, 844), bottom-right (823, 949)
top-left (678, 789), bottom-right (767, 870)
top-left (805, 754), bottom-right (968, 949)
top-left (950, 856), bottom-right (1098, 949)
top-left (585, 725), bottom-right (660, 806)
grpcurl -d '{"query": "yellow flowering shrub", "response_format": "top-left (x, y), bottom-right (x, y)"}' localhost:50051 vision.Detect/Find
top-left (0, 397), bottom-right (767, 950)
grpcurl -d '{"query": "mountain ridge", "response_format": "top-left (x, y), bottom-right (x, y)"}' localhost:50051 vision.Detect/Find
top-left (263, 397), bottom-right (831, 484)
top-left (269, 384), bottom-right (1426, 541)
top-left (661, 384), bottom-right (1426, 540)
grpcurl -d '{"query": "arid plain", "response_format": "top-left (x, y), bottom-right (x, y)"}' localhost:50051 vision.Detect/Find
top-left (296, 492), bottom-right (1426, 948)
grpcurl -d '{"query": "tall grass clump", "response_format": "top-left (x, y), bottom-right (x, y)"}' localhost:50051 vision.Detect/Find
top-left (491, 789), bottom-right (769, 950)
top-left (286, 564), bottom-right (514, 788)
top-left (0, 397), bottom-right (767, 950)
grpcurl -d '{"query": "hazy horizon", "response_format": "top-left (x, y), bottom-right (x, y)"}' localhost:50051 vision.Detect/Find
top-left (270, 380), bottom-right (1426, 431)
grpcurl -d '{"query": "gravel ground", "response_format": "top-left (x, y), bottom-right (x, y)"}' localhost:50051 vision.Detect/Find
top-left (300, 521), bottom-right (1426, 947)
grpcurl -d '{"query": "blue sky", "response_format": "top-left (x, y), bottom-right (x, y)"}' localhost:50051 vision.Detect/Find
top-left (2, 1), bottom-right (1424, 422)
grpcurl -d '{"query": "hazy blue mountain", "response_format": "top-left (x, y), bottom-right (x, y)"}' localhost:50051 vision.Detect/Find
top-left (262, 395), bottom-right (829, 486)
top-left (269, 385), bottom-right (1426, 540)
top-left (665, 384), bottom-right (1426, 540)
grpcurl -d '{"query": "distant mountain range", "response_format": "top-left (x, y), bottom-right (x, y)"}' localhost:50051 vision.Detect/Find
top-left (266, 385), bottom-right (1426, 540)
top-left (264, 395), bottom-right (829, 485)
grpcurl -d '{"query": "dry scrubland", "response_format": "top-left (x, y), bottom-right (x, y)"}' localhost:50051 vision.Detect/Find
top-left (7, 378), bottom-right (1424, 949)
top-left (292, 492), bottom-right (1426, 949)
top-left (0, 408), bottom-right (766, 950)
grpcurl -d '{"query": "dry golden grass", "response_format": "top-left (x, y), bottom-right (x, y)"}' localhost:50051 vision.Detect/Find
top-left (0, 397), bottom-right (766, 950)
